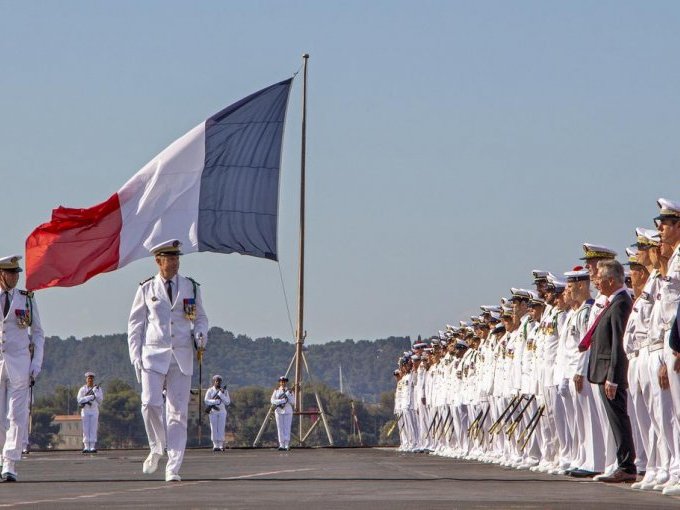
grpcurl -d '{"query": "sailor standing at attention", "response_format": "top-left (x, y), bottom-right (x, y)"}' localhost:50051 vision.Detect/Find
top-left (271, 376), bottom-right (295, 451)
top-left (0, 255), bottom-right (44, 482)
top-left (204, 375), bottom-right (230, 451)
top-left (77, 371), bottom-right (103, 453)
top-left (128, 240), bottom-right (209, 482)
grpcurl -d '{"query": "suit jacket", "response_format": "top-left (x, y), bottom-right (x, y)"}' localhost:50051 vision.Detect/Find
top-left (128, 274), bottom-right (209, 376)
top-left (587, 289), bottom-right (633, 387)
top-left (669, 300), bottom-right (680, 352)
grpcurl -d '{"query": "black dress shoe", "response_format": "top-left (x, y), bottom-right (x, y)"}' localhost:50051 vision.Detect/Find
top-left (90, 449), bottom-right (98, 454)
top-left (82, 449), bottom-right (88, 454)
top-left (212, 447), bottom-right (220, 452)
top-left (3, 473), bottom-right (17, 482)
top-left (569, 469), bottom-right (598, 478)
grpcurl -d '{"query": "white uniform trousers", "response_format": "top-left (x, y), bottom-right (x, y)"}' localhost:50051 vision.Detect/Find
top-left (275, 412), bottom-right (292, 447)
top-left (663, 347), bottom-right (680, 480)
top-left (632, 349), bottom-right (664, 482)
top-left (141, 359), bottom-right (191, 476)
top-left (644, 349), bottom-right (672, 482)
top-left (81, 412), bottom-right (99, 449)
top-left (569, 381), bottom-right (605, 472)
top-left (538, 386), bottom-right (557, 465)
top-left (627, 355), bottom-right (649, 472)
top-left (556, 382), bottom-right (576, 468)
top-left (0, 362), bottom-right (29, 462)
top-left (209, 410), bottom-right (227, 448)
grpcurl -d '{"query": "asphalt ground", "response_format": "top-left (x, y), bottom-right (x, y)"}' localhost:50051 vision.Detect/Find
top-left (0, 447), bottom-right (677, 509)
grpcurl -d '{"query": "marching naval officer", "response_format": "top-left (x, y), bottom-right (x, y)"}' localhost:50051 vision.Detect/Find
top-left (204, 374), bottom-right (230, 451)
top-left (0, 255), bottom-right (44, 482)
top-left (76, 371), bottom-right (103, 453)
top-left (271, 376), bottom-right (295, 451)
top-left (128, 240), bottom-right (209, 482)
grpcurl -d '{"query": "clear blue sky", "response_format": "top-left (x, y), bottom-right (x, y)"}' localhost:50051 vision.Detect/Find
top-left (1, 1), bottom-right (678, 343)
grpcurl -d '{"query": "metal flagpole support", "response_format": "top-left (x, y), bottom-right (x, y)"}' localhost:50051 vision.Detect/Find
top-left (293, 53), bottom-right (309, 443)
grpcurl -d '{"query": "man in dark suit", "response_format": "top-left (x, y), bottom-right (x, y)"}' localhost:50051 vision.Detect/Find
top-left (587, 259), bottom-right (636, 482)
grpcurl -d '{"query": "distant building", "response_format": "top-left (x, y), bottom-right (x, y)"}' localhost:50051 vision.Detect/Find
top-left (52, 415), bottom-right (82, 449)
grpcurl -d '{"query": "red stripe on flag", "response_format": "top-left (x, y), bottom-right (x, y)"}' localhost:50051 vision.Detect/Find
top-left (25, 193), bottom-right (122, 290)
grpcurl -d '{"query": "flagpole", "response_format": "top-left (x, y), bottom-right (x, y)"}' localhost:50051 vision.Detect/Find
top-left (294, 53), bottom-right (309, 442)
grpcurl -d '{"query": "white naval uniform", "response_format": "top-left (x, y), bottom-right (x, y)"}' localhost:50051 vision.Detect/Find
top-left (271, 387), bottom-right (295, 448)
top-left (204, 386), bottom-right (230, 449)
top-left (0, 289), bottom-right (44, 473)
top-left (77, 384), bottom-right (104, 450)
top-left (649, 246), bottom-right (680, 486)
top-left (128, 274), bottom-right (209, 477)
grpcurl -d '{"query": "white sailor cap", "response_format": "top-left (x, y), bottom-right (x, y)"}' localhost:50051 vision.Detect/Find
top-left (150, 239), bottom-right (183, 256)
top-left (500, 297), bottom-right (511, 306)
top-left (0, 255), bottom-right (22, 273)
top-left (501, 305), bottom-right (513, 318)
top-left (655, 198), bottom-right (680, 222)
top-left (624, 247), bottom-right (643, 267)
top-left (581, 243), bottom-right (617, 261)
top-left (546, 273), bottom-right (567, 291)
top-left (393, 369), bottom-right (400, 375)
top-left (212, 374), bottom-right (223, 381)
top-left (492, 323), bottom-right (506, 334)
top-left (84, 371), bottom-right (95, 377)
top-left (412, 342), bottom-right (427, 350)
top-left (480, 305), bottom-right (502, 313)
top-left (532, 270), bottom-right (549, 282)
top-left (632, 227), bottom-right (660, 248)
top-left (510, 288), bottom-right (532, 301)
top-left (564, 267), bottom-right (590, 282)
top-left (411, 354), bottom-right (421, 361)
top-left (528, 291), bottom-right (545, 306)
top-left (459, 320), bottom-right (471, 328)
top-left (455, 339), bottom-right (469, 349)
top-left (488, 311), bottom-right (501, 321)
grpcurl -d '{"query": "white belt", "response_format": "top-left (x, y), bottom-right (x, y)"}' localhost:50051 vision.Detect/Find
top-left (648, 343), bottom-right (664, 352)
top-left (627, 351), bottom-right (639, 360)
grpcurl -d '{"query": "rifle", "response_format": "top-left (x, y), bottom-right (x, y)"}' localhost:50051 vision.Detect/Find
top-left (488, 394), bottom-right (520, 435)
top-left (472, 404), bottom-right (490, 441)
top-left (426, 409), bottom-right (440, 437)
top-left (204, 386), bottom-right (227, 414)
top-left (79, 384), bottom-right (102, 409)
top-left (506, 394), bottom-right (535, 438)
top-left (437, 407), bottom-right (452, 440)
top-left (467, 408), bottom-right (484, 438)
top-left (519, 405), bottom-right (544, 451)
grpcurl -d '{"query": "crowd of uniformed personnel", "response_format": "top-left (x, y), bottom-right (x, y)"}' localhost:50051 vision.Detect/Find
top-left (393, 197), bottom-right (680, 497)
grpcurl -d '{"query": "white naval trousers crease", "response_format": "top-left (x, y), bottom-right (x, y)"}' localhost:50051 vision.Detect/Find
top-left (141, 358), bottom-right (191, 475)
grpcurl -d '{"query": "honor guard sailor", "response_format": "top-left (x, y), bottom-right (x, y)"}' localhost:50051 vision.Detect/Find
top-left (77, 371), bottom-right (103, 453)
top-left (128, 240), bottom-right (209, 482)
top-left (0, 255), bottom-right (44, 482)
top-left (204, 375), bottom-right (230, 451)
top-left (271, 376), bottom-right (295, 451)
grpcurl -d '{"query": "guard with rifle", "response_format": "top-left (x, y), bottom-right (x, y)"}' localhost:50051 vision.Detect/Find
top-left (204, 375), bottom-right (230, 451)
top-left (270, 376), bottom-right (295, 451)
top-left (77, 371), bottom-right (104, 453)
top-left (0, 255), bottom-right (45, 482)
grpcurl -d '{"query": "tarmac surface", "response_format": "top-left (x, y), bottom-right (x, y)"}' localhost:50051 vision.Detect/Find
top-left (0, 447), bottom-right (677, 509)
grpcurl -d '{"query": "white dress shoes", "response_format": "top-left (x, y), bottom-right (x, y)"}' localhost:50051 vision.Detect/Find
top-left (142, 452), bottom-right (162, 474)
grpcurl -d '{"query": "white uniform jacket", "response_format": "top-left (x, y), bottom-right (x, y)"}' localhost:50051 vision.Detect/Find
top-left (204, 387), bottom-right (231, 413)
top-left (77, 384), bottom-right (104, 415)
top-left (0, 289), bottom-right (45, 384)
top-left (128, 274), bottom-right (209, 376)
top-left (271, 388), bottom-right (295, 415)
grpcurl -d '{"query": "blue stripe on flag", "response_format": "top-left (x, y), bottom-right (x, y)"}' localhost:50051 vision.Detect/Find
top-left (198, 78), bottom-right (293, 260)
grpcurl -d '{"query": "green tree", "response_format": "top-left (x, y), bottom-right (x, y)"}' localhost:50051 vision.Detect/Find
top-left (30, 409), bottom-right (60, 448)
top-left (98, 379), bottom-right (146, 448)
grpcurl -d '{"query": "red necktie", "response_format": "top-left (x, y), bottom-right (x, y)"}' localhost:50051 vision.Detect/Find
top-left (578, 300), bottom-right (611, 352)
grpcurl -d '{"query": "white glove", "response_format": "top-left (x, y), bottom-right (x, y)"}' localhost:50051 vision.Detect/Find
top-left (133, 359), bottom-right (143, 383)
top-left (196, 333), bottom-right (206, 349)
top-left (558, 378), bottom-right (569, 397)
top-left (29, 362), bottom-right (41, 379)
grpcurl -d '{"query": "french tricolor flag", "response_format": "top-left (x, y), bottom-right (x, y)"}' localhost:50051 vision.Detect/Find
top-left (26, 78), bottom-right (292, 291)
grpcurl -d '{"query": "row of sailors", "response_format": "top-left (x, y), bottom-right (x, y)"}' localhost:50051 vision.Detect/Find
top-left (393, 197), bottom-right (680, 497)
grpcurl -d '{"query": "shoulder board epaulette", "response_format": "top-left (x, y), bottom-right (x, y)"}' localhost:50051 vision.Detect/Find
top-left (139, 276), bottom-right (154, 286)
top-left (186, 276), bottom-right (200, 286)
top-left (19, 290), bottom-right (33, 298)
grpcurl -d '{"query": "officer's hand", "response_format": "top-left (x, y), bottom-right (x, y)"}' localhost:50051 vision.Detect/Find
top-left (573, 374), bottom-right (583, 394)
top-left (29, 362), bottom-right (41, 379)
top-left (659, 363), bottom-right (670, 390)
top-left (558, 378), bottom-right (569, 396)
top-left (196, 333), bottom-right (206, 349)
top-left (673, 352), bottom-right (680, 373)
top-left (421, 397), bottom-right (426, 405)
